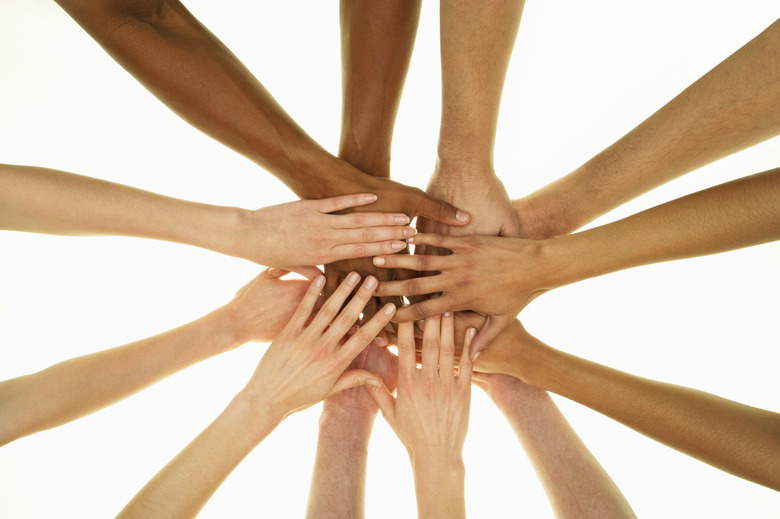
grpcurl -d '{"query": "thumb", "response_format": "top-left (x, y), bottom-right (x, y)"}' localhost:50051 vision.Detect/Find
top-left (266, 267), bottom-right (290, 278)
top-left (329, 369), bottom-right (382, 396)
top-left (416, 192), bottom-right (470, 227)
top-left (288, 266), bottom-right (324, 281)
top-left (364, 377), bottom-right (397, 423)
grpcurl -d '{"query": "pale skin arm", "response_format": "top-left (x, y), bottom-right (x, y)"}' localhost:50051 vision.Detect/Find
top-left (118, 273), bottom-right (397, 518)
top-left (474, 321), bottom-right (780, 490)
top-left (473, 373), bottom-right (636, 519)
top-left (516, 18), bottom-right (780, 239)
top-left (0, 268), bottom-right (313, 446)
top-left (304, 342), bottom-right (398, 519)
top-left (0, 164), bottom-right (419, 268)
top-left (368, 315), bottom-right (475, 519)
top-left (52, 0), bottom-right (469, 228)
top-left (376, 167), bottom-right (780, 350)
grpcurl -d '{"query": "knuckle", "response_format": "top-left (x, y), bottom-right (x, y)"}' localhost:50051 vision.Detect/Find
top-left (361, 228), bottom-right (374, 242)
top-left (352, 214), bottom-right (367, 227)
top-left (352, 244), bottom-right (368, 257)
top-left (413, 303), bottom-right (429, 320)
top-left (406, 280), bottom-right (421, 296)
top-left (417, 255), bottom-right (432, 271)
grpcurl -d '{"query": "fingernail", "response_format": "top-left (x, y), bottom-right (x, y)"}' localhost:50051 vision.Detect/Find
top-left (374, 257), bottom-right (386, 266)
top-left (346, 272), bottom-right (360, 286)
top-left (366, 378), bottom-right (382, 387)
top-left (468, 328), bottom-right (477, 341)
top-left (363, 194), bottom-right (378, 203)
top-left (383, 303), bottom-right (396, 315)
top-left (364, 276), bottom-right (377, 289)
top-left (374, 336), bottom-right (387, 347)
top-left (314, 275), bottom-right (325, 287)
top-left (395, 215), bottom-right (411, 225)
top-left (268, 267), bottom-right (282, 277)
top-left (472, 351), bottom-right (481, 362)
top-left (407, 236), bottom-right (415, 244)
top-left (456, 210), bottom-right (469, 223)
top-left (443, 311), bottom-right (452, 317)
top-left (391, 241), bottom-right (407, 251)
top-left (403, 227), bottom-right (416, 237)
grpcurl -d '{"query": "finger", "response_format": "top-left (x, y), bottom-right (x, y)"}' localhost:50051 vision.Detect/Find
top-left (331, 211), bottom-right (411, 228)
top-left (439, 312), bottom-right (456, 377)
top-left (470, 315), bottom-right (510, 360)
top-left (310, 271), bottom-right (361, 333)
top-left (265, 267), bottom-right (289, 278)
top-left (323, 267), bottom-right (344, 299)
top-left (331, 239), bottom-right (408, 263)
top-left (316, 193), bottom-right (379, 213)
top-left (364, 378), bottom-right (397, 423)
top-left (288, 275), bottom-right (326, 333)
top-left (372, 252), bottom-right (447, 272)
top-left (329, 369), bottom-right (383, 396)
top-left (339, 302), bottom-right (396, 364)
top-left (414, 193), bottom-right (470, 227)
top-left (458, 327), bottom-right (477, 384)
top-left (287, 266), bottom-right (323, 281)
top-left (421, 314), bottom-right (442, 378)
top-left (374, 275), bottom-right (446, 299)
top-left (396, 320), bottom-right (417, 381)
top-left (394, 296), bottom-right (462, 322)
top-left (322, 275), bottom-right (378, 345)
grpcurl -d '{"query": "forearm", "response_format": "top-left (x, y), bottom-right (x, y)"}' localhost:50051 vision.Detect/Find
top-left (0, 306), bottom-right (237, 446)
top-left (438, 0), bottom-right (524, 171)
top-left (490, 382), bottom-right (635, 519)
top-left (525, 19), bottom-right (780, 234)
top-left (411, 459), bottom-right (467, 519)
top-left (118, 394), bottom-right (280, 518)
top-left (0, 164), bottom-right (249, 254)
top-left (500, 332), bottom-right (780, 489)
top-left (54, 0), bottom-right (341, 197)
top-left (339, 0), bottom-right (422, 178)
top-left (541, 168), bottom-right (780, 288)
top-left (305, 405), bottom-right (377, 519)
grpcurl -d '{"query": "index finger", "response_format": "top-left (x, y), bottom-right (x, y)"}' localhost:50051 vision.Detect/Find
top-left (414, 193), bottom-right (470, 227)
top-left (315, 193), bottom-right (379, 213)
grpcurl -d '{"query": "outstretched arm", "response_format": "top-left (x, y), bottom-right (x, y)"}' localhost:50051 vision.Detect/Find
top-left (474, 373), bottom-right (636, 519)
top-left (0, 268), bottom-right (312, 446)
top-left (368, 314), bottom-right (475, 519)
top-left (52, 0), bottom-right (468, 228)
top-left (305, 342), bottom-right (398, 519)
top-left (516, 18), bottom-right (780, 239)
top-left (475, 321), bottom-right (780, 490)
top-left (118, 272), bottom-right (396, 517)
top-left (419, 0), bottom-right (525, 239)
top-left (377, 167), bottom-right (780, 349)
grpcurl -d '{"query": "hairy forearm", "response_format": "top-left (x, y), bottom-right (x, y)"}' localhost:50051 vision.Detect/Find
top-left (500, 332), bottom-right (780, 490)
top-left (438, 0), bottom-right (524, 169)
top-left (489, 382), bottom-right (635, 519)
top-left (0, 307), bottom-right (236, 446)
top-left (541, 168), bottom-right (780, 288)
top-left (54, 0), bottom-right (339, 197)
top-left (0, 164), bottom-right (249, 254)
top-left (118, 394), bottom-right (280, 518)
top-left (526, 19), bottom-right (780, 233)
top-left (305, 406), bottom-right (376, 519)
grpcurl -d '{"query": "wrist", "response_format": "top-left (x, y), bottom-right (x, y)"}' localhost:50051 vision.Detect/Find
top-left (320, 393), bottom-right (379, 432)
top-left (225, 391), bottom-right (284, 447)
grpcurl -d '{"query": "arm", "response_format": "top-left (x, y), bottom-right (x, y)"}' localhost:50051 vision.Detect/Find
top-left (0, 268), bottom-right (311, 446)
top-left (418, 0), bottom-right (525, 239)
top-left (368, 314), bottom-right (475, 519)
top-left (376, 167), bottom-right (780, 348)
top-left (474, 373), bottom-right (636, 519)
top-left (52, 0), bottom-right (468, 227)
top-left (474, 321), bottom-right (780, 490)
top-left (0, 164), bottom-right (417, 268)
top-left (515, 18), bottom-right (780, 239)
top-left (305, 342), bottom-right (398, 519)
top-left (118, 272), bottom-right (396, 517)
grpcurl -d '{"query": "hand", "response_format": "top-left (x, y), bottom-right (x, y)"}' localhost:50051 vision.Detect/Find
top-left (367, 313), bottom-right (475, 465)
top-left (240, 272), bottom-right (396, 421)
top-left (375, 233), bottom-right (552, 352)
top-left (224, 267), bottom-right (322, 345)
top-left (231, 193), bottom-right (416, 269)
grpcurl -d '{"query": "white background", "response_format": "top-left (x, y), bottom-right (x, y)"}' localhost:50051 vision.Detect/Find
top-left (1, 1), bottom-right (779, 517)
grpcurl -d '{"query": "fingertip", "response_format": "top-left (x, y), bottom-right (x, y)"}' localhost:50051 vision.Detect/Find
top-left (314, 275), bottom-right (326, 288)
top-left (374, 256), bottom-right (386, 267)
top-left (455, 210), bottom-right (470, 224)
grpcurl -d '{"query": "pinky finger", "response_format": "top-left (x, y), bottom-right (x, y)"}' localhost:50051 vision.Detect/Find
top-left (458, 327), bottom-right (477, 382)
top-left (287, 275), bottom-right (326, 333)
